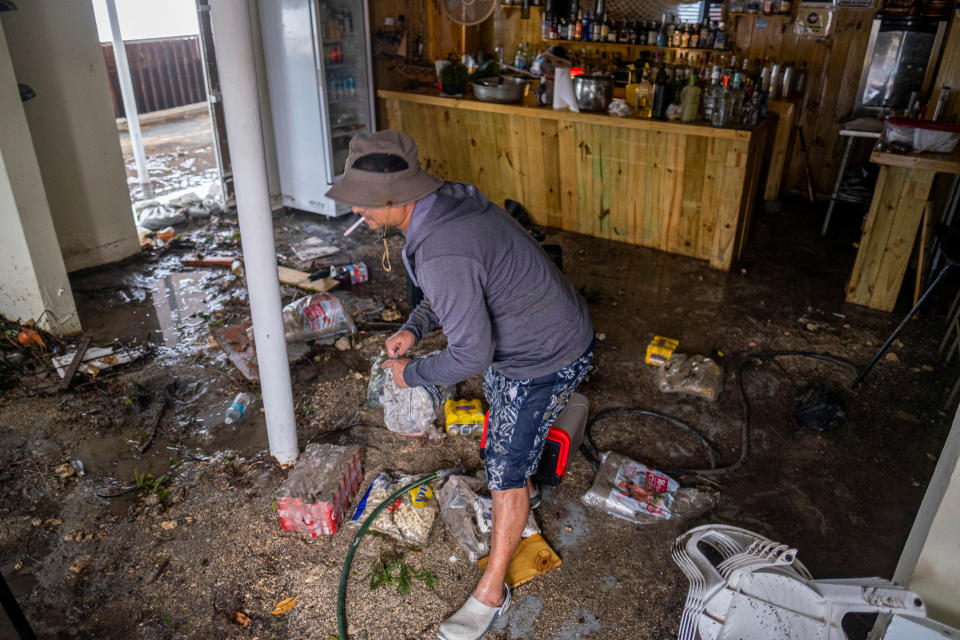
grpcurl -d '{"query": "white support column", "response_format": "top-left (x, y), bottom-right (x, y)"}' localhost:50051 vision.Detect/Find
top-left (208, 0), bottom-right (298, 465)
top-left (104, 0), bottom-right (152, 200)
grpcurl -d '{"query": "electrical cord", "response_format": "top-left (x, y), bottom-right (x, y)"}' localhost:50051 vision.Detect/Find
top-left (337, 465), bottom-right (463, 640)
top-left (581, 351), bottom-right (859, 477)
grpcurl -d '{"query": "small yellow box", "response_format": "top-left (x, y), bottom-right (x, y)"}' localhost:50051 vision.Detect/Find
top-left (445, 399), bottom-right (485, 436)
top-left (645, 335), bottom-right (679, 366)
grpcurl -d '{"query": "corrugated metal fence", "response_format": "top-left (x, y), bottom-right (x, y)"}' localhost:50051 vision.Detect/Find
top-left (102, 36), bottom-right (207, 118)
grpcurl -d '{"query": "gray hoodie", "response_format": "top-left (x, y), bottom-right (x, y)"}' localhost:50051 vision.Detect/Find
top-left (401, 182), bottom-right (593, 387)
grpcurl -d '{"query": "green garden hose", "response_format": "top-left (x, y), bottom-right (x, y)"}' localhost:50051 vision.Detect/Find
top-left (337, 465), bottom-right (463, 640)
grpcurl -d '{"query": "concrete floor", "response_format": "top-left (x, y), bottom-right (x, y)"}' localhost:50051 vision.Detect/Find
top-left (1, 176), bottom-right (957, 638)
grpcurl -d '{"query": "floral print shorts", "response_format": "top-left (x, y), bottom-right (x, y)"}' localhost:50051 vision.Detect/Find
top-left (482, 341), bottom-right (594, 491)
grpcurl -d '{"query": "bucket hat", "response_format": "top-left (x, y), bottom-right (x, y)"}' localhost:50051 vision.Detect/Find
top-left (325, 130), bottom-right (443, 208)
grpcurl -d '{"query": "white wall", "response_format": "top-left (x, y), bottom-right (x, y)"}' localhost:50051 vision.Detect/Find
top-left (0, 25), bottom-right (80, 334)
top-left (2, 0), bottom-right (139, 273)
top-left (894, 405), bottom-right (960, 629)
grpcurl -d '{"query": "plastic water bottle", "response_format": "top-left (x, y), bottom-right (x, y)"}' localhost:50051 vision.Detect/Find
top-left (225, 392), bottom-right (253, 425)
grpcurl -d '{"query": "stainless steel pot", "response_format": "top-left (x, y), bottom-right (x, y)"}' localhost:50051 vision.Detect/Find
top-left (573, 75), bottom-right (613, 111)
top-left (472, 76), bottom-right (530, 104)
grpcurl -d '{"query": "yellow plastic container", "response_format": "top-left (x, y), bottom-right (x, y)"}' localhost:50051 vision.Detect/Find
top-left (445, 399), bottom-right (485, 436)
top-left (645, 336), bottom-right (679, 366)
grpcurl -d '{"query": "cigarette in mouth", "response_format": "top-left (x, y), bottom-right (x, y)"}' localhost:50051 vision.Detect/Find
top-left (343, 216), bottom-right (365, 237)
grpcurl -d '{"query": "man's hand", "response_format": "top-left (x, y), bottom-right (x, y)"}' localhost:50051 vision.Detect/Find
top-left (385, 330), bottom-right (416, 358)
top-left (382, 358), bottom-right (412, 389)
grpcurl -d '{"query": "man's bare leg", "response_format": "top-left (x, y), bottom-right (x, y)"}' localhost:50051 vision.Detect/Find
top-left (473, 486), bottom-right (528, 606)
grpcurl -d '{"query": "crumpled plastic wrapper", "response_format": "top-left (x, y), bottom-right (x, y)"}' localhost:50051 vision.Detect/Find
top-left (655, 353), bottom-right (724, 401)
top-left (282, 293), bottom-right (356, 343)
top-left (607, 98), bottom-right (633, 118)
top-left (437, 472), bottom-right (541, 562)
top-left (581, 452), bottom-right (716, 524)
top-left (381, 368), bottom-right (445, 439)
top-left (349, 472), bottom-right (438, 547)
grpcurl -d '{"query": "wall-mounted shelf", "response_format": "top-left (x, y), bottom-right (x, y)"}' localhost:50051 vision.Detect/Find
top-left (545, 39), bottom-right (732, 55)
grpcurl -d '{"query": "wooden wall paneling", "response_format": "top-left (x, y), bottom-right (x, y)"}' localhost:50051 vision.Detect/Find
top-left (557, 120), bottom-right (579, 233)
top-left (539, 119), bottom-right (563, 228)
top-left (624, 128), bottom-right (644, 245)
top-left (608, 124), bottom-right (630, 241)
top-left (663, 132), bottom-right (688, 256)
top-left (698, 137), bottom-right (723, 259)
top-left (711, 139), bottom-right (750, 270)
top-left (575, 123), bottom-right (595, 237)
top-left (680, 135), bottom-right (708, 256)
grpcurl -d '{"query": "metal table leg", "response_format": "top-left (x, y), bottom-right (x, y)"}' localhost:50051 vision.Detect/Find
top-left (821, 135), bottom-right (856, 236)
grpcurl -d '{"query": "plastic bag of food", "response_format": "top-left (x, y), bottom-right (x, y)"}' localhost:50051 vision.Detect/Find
top-left (367, 349), bottom-right (388, 409)
top-left (655, 353), bottom-right (724, 401)
top-left (282, 292), bottom-right (356, 343)
top-left (381, 368), bottom-right (441, 438)
top-left (436, 473), bottom-right (541, 562)
top-left (437, 474), bottom-right (489, 562)
top-left (349, 472), bottom-right (438, 547)
top-left (581, 451), bottom-right (715, 524)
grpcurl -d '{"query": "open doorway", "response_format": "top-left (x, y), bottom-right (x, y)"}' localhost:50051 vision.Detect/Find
top-left (90, 0), bottom-right (232, 209)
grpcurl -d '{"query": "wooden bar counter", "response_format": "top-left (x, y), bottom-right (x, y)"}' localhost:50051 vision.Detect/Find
top-left (846, 148), bottom-right (960, 312)
top-left (379, 89), bottom-right (770, 271)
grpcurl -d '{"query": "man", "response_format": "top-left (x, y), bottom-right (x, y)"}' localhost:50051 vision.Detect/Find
top-left (326, 130), bottom-right (593, 640)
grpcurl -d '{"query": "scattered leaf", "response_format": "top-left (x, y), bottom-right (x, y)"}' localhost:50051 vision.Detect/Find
top-left (234, 612), bottom-right (251, 627)
top-left (271, 596), bottom-right (298, 615)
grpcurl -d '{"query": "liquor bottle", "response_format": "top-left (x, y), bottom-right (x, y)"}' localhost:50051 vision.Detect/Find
top-left (690, 24), bottom-right (700, 48)
top-left (681, 70), bottom-right (701, 123)
top-left (575, 9), bottom-right (583, 40)
top-left (583, 11), bottom-right (592, 41)
top-left (592, 13), bottom-right (602, 41)
top-left (637, 64), bottom-right (654, 118)
top-left (648, 20), bottom-right (659, 46)
top-left (629, 21), bottom-right (639, 44)
top-left (712, 75), bottom-right (730, 128)
top-left (779, 0), bottom-right (792, 13)
top-left (713, 22), bottom-right (726, 49)
top-left (656, 14), bottom-right (668, 46)
top-left (653, 63), bottom-right (670, 119)
top-left (542, 11), bottom-right (551, 40)
top-left (671, 58), bottom-right (685, 106)
top-left (619, 21), bottom-right (631, 43)
top-left (625, 64), bottom-right (639, 108)
top-left (701, 65), bottom-right (720, 122)
top-left (671, 20), bottom-right (682, 47)
top-left (608, 18), bottom-right (618, 42)
top-left (601, 15), bottom-right (610, 41)
top-left (681, 25), bottom-right (691, 48)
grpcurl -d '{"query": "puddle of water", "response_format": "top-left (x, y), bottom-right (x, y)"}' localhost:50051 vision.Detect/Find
top-left (492, 594), bottom-right (542, 639)
top-left (551, 607), bottom-right (602, 640)
top-left (545, 490), bottom-right (592, 551)
top-left (151, 271), bottom-right (216, 348)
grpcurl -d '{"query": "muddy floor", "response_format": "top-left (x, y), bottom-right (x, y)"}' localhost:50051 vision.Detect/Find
top-left (1, 196), bottom-right (957, 640)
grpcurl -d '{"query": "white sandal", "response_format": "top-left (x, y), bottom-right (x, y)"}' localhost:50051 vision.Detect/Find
top-left (437, 584), bottom-right (511, 640)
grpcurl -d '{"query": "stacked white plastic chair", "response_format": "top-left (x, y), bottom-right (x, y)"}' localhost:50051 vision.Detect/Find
top-left (672, 524), bottom-right (928, 640)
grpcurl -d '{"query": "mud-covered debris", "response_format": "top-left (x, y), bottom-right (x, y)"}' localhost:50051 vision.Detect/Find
top-left (69, 555), bottom-right (92, 574)
top-left (234, 612), bottom-right (251, 627)
top-left (381, 308), bottom-right (402, 322)
top-left (885, 352), bottom-right (900, 363)
top-left (160, 520), bottom-right (177, 530)
top-left (54, 463), bottom-right (76, 479)
top-left (335, 336), bottom-right (352, 351)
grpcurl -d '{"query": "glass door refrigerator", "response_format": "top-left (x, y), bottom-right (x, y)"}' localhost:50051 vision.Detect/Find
top-left (259, 0), bottom-right (376, 216)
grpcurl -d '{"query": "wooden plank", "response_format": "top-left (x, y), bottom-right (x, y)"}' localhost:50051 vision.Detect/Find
top-left (698, 137), bottom-right (723, 259)
top-left (870, 149), bottom-right (960, 175)
top-left (557, 120), bottom-right (578, 234)
top-left (867, 169), bottom-right (936, 310)
top-left (376, 90), bottom-right (756, 140)
top-left (278, 266), bottom-right (337, 292)
top-left (711, 139), bottom-right (751, 270)
top-left (926, 14), bottom-right (960, 120)
top-left (846, 166), bottom-right (909, 307)
top-left (763, 100), bottom-right (797, 201)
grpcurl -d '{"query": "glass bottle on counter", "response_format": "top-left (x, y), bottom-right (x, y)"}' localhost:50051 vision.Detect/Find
top-left (690, 25), bottom-right (700, 48)
top-left (637, 64), bottom-right (654, 118)
top-left (680, 25), bottom-right (691, 48)
top-left (625, 64), bottom-right (639, 108)
top-left (701, 65), bottom-right (720, 122)
top-left (653, 63), bottom-right (670, 120)
top-left (681, 70), bottom-right (701, 123)
top-left (712, 76), bottom-right (731, 128)
top-left (575, 10), bottom-right (583, 40)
